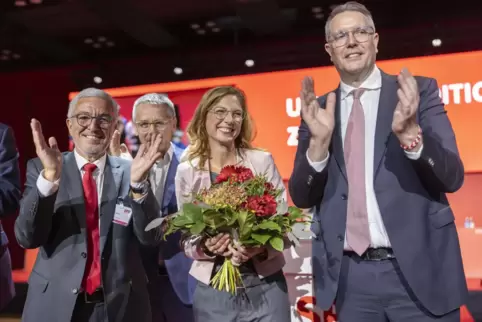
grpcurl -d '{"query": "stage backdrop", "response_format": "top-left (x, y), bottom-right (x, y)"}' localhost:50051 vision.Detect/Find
top-left (14, 50), bottom-right (482, 321)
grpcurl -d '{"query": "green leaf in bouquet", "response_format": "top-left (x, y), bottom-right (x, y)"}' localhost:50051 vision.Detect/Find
top-left (203, 210), bottom-right (231, 230)
top-left (238, 211), bottom-right (255, 240)
top-left (226, 211), bottom-right (239, 226)
top-left (182, 203), bottom-right (203, 222)
top-left (269, 236), bottom-right (284, 252)
top-left (171, 215), bottom-right (196, 228)
top-left (190, 221), bottom-right (206, 235)
top-left (251, 232), bottom-right (272, 245)
top-left (255, 220), bottom-right (282, 232)
top-left (287, 206), bottom-right (304, 220)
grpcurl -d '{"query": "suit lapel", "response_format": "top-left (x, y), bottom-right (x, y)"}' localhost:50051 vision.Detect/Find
top-left (331, 88), bottom-right (348, 180)
top-left (62, 152), bottom-right (86, 229)
top-left (373, 72), bottom-right (399, 177)
top-left (100, 156), bottom-right (123, 253)
top-left (161, 153), bottom-right (179, 214)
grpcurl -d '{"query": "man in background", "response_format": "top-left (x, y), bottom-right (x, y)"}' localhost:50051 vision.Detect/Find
top-left (0, 123), bottom-right (21, 311)
top-left (111, 93), bottom-right (195, 322)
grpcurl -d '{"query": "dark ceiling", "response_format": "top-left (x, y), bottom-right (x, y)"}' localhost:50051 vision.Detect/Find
top-left (1, 0), bottom-right (482, 88)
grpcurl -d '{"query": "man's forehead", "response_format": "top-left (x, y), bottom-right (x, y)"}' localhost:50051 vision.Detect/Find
top-left (75, 97), bottom-right (112, 112)
top-left (136, 103), bottom-right (172, 117)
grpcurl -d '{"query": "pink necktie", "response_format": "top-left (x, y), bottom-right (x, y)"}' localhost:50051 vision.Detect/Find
top-left (344, 88), bottom-right (370, 256)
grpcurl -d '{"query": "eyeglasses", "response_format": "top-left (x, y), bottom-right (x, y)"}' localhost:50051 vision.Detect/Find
top-left (71, 114), bottom-right (113, 129)
top-left (135, 119), bottom-right (172, 133)
top-left (210, 108), bottom-right (245, 122)
top-left (329, 26), bottom-right (375, 48)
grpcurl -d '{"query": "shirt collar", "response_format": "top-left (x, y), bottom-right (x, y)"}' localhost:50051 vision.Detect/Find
top-left (340, 65), bottom-right (382, 100)
top-left (74, 149), bottom-right (107, 174)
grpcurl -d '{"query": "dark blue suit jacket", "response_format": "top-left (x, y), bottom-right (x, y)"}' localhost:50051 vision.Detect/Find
top-left (289, 71), bottom-right (468, 316)
top-left (0, 123), bottom-right (22, 310)
top-left (139, 144), bottom-right (196, 306)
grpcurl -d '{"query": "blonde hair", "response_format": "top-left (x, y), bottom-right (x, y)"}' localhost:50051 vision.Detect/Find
top-left (186, 86), bottom-right (255, 169)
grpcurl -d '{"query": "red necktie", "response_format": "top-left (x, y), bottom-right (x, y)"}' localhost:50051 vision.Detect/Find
top-left (81, 163), bottom-right (101, 294)
top-left (344, 88), bottom-right (371, 256)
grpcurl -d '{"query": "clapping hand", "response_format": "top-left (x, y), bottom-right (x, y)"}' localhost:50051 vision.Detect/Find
top-left (109, 130), bottom-right (130, 157)
top-left (392, 68), bottom-right (422, 147)
top-left (31, 118), bottom-right (62, 182)
top-left (130, 133), bottom-right (163, 184)
top-left (300, 76), bottom-right (336, 160)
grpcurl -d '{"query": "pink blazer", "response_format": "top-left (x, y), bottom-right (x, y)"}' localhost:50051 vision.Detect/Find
top-left (175, 148), bottom-right (288, 285)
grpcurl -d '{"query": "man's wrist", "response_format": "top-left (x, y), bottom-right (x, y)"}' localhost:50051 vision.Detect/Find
top-left (397, 125), bottom-right (422, 151)
top-left (307, 137), bottom-right (329, 162)
top-left (130, 180), bottom-right (149, 194)
top-left (43, 169), bottom-right (61, 182)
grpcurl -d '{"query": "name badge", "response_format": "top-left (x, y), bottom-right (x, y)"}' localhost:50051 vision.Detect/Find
top-left (113, 203), bottom-right (133, 227)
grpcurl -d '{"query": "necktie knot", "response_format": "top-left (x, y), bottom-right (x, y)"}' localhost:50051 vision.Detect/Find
top-left (83, 163), bottom-right (97, 174)
top-left (352, 88), bottom-right (365, 100)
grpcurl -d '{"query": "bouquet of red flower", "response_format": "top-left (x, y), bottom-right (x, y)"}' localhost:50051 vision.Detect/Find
top-left (163, 165), bottom-right (309, 294)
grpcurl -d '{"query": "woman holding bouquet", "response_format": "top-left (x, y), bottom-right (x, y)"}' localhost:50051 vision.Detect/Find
top-left (175, 86), bottom-right (291, 322)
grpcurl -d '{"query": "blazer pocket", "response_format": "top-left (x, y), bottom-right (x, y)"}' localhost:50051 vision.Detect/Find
top-left (28, 270), bottom-right (49, 293)
top-left (429, 207), bottom-right (455, 229)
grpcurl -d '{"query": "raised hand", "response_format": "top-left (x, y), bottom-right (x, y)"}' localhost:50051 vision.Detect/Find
top-left (31, 118), bottom-right (62, 182)
top-left (109, 130), bottom-right (130, 157)
top-left (130, 133), bottom-right (163, 184)
top-left (300, 76), bottom-right (336, 142)
top-left (392, 68), bottom-right (421, 147)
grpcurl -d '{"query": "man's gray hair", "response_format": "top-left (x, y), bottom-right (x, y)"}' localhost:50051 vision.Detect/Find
top-left (325, 1), bottom-right (375, 40)
top-left (132, 93), bottom-right (176, 122)
top-left (68, 87), bottom-right (119, 118)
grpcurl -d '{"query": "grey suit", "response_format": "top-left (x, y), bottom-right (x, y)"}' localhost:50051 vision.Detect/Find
top-left (15, 152), bottom-right (163, 322)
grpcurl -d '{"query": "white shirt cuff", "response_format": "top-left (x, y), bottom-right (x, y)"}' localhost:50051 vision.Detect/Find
top-left (36, 170), bottom-right (60, 197)
top-left (404, 144), bottom-right (424, 160)
top-left (306, 151), bottom-right (330, 173)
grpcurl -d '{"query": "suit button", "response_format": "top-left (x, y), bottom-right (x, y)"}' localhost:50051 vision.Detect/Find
top-left (81, 252), bottom-right (87, 258)
top-left (337, 235), bottom-right (343, 241)
top-left (341, 194), bottom-right (347, 200)
top-left (72, 288), bottom-right (79, 294)
top-left (307, 175), bottom-right (313, 185)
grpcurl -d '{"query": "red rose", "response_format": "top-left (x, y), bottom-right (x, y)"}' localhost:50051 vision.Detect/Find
top-left (245, 194), bottom-right (277, 217)
top-left (215, 165), bottom-right (254, 184)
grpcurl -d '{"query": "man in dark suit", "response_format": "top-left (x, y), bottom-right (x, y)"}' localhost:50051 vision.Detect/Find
top-left (15, 88), bottom-right (166, 322)
top-left (111, 93), bottom-right (195, 322)
top-left (289, 2), bottom-right (467, 321)
top-left (0, 123), bottom-right (21, 311)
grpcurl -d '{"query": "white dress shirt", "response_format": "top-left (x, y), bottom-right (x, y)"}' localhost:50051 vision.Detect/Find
top-left (148, 146), bottom-right (173, 205)
top-left (307, 66), bottom-right (423, 248)
top-left (36, 150), bottom-right (107, 226)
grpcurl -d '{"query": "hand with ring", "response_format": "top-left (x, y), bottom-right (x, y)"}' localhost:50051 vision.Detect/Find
top-left (203, 233), bottom-right (232, 257)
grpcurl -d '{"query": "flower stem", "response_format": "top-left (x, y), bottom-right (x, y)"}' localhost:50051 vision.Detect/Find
top-left (210, 258), bottom-right (243, 294)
